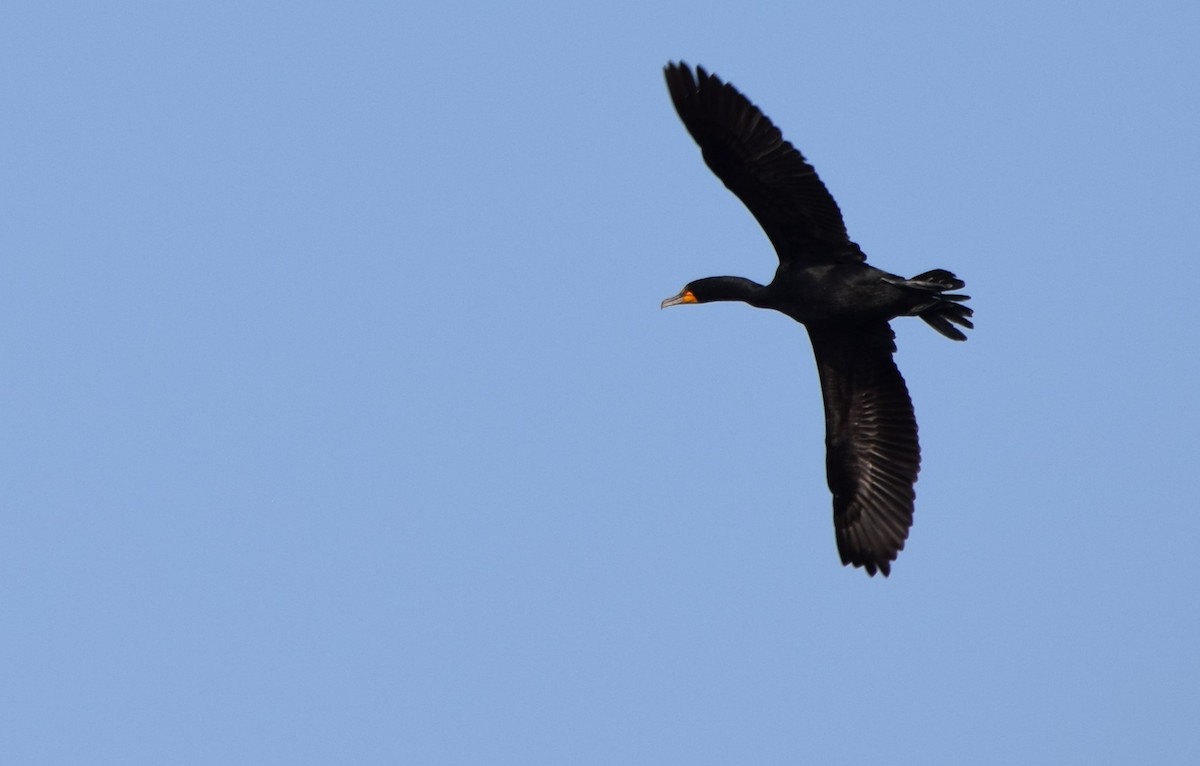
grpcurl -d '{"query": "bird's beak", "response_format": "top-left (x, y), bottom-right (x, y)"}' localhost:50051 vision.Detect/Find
top-left (661, 290), bottom-right (697, 309)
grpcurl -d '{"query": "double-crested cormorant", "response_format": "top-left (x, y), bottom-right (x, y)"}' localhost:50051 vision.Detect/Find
top-left (661, 62), bottom-right (972, 576)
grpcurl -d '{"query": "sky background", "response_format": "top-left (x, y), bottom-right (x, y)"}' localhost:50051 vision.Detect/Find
top-left (3, 1), bottom-right (1198, 763)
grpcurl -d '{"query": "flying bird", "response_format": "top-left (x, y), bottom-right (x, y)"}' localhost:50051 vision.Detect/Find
top-left (661, 62), bottom-right (972, 576)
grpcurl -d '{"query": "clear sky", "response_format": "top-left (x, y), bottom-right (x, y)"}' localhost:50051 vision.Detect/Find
top-left (3, 2), bottom-right (1198, 763)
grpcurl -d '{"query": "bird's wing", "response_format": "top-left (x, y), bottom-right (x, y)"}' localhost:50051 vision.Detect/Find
top-left (806, 322), bottom-right (918, 576)
top-left (664, 62), bottom-right (865, 266)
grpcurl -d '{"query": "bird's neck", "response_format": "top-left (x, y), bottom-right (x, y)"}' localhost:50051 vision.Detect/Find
top-left (696, 276), bottom-right (770, 307)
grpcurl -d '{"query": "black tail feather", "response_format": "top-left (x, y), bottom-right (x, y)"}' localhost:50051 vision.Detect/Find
top-left (884, 270), bottom-right (973, 341)
top-left (908, 269), bottom-right (965, 291)
top-left (920, 302), bottom-right (974, 341)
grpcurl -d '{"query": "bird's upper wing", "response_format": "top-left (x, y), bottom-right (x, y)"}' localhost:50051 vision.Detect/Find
top-left (806, 322), bottom-right (918, 576)
top-left (664, 62), bottom-right (865, 266)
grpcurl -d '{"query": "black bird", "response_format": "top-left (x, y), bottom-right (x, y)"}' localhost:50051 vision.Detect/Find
top-left (661, 62), bottom-right (972, 576)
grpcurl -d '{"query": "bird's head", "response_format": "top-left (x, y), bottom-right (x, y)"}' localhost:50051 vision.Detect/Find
top-left (660, 283), bottom-right (700, 308)
top-left (661, 276), bottom-right (765, 308)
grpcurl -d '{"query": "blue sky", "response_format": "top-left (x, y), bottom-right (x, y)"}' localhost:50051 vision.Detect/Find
top-left (3, 2), bottom-right (1198, 763)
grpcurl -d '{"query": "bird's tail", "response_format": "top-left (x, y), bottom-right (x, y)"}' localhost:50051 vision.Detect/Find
top-left (885, 269), bottom-right (973, 341)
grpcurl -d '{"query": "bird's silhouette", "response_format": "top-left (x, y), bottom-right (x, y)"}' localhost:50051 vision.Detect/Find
top-left (661, 62), bottom-right (972, 576)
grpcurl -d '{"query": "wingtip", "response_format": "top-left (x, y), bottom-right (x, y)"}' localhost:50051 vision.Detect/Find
top-left (834, 488), bottom-right (911, 579)
top-left (664, 61), bottom-right (720, 90)
top-left (840, 551), bottom-right (894, 578)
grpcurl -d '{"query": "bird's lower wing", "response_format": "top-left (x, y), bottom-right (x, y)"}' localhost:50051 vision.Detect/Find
top-left (806, 323), bottom-right (919, 576)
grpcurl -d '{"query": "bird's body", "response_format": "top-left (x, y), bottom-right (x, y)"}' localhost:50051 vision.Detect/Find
top-left (661, 62), bottom-right (972, 576)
